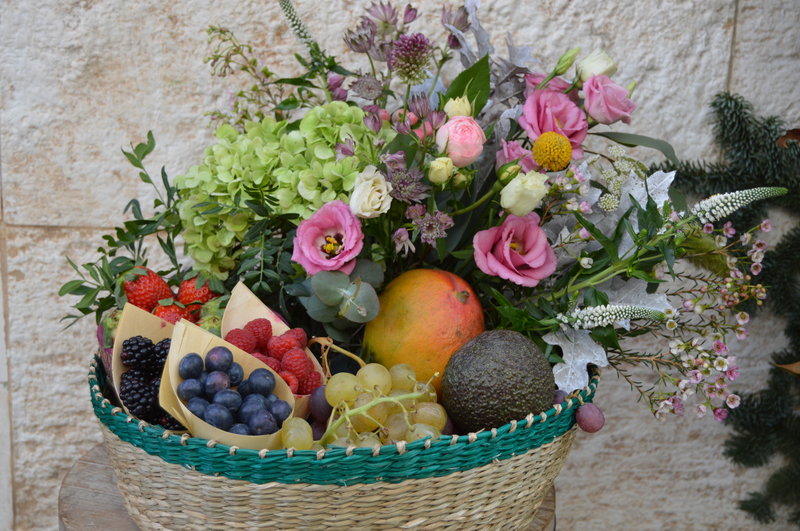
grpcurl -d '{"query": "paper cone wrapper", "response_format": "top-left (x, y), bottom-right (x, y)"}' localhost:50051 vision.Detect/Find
top-left (111, 303), bottom-right (175, 414)
top-left (222, 282), bottom-right (325, 417)
top-left (160, 319), bottom-right (296, 450)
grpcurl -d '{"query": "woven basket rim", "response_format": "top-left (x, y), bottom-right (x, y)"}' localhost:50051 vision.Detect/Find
top-left (90, 355), bottom-right (599, 461)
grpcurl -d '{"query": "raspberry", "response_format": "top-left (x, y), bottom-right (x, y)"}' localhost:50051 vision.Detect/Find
top-left (244, 319), bottom-right (273, 349)
top-left (264, 357), bottom-right (281, 373)
top-left (298, 370), bottom-right (323, 395)
top-left (279, 371), bottom-right (299, 393)
top-left (267, 334), bottom-right (300, 360)
top-left (285, 328), bottom-right (308, 347)
top-left (225, 328), bottom-right (256, 353)
top-left (280, 348), bottom-right (311, 380)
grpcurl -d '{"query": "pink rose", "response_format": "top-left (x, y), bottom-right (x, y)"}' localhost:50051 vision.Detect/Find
top-left (583, 75), bottom-right (636, 125)
top-left (473, 212), bottom-right (557, 288)
top-left (435, 116), bottom-right (486, 167)
top-left (495, 140), bottom-right (537, 174)
top-left (291, 200), bottom-right (364, 276)
top-left (523, 72), bottom-right (579, 102)
top-left (519, 90), bottom-right (588, 158)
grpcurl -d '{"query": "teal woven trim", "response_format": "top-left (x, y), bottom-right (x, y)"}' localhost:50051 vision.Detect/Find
top-left (90, 356), bottom-right (598, 485)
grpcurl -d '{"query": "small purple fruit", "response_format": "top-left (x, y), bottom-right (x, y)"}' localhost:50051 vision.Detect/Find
top-left (177, 379), bottom-right (203, 401)
top-left (205, 346), bottom-right (233, 372)
top-left (230, 423), bottom-right (252, 436)
top-left (204, 403), bottom-right (234, 431)
top-left (248, 369), bottom-right (276, 396)
top-left (441, 416), bottom-right (456, 436)
top-left (227, 362), bottom-right (244, 387)
top-left (311, 419), bottom-right (327, 441)
top-left (238, 399), bottom-right (267, 424)
top-left (309, 386), bottom-right (333, 422)
top-left (186, 397), bottom-right (209, 419)
top-left (576, 403), bottom-right (605, 433)
top-left (553, 390), bottom-right (568, 405)
top-left (213, 389), bottom-right (243, 413)
top-left (269, 399), bottom-right (292, 425)
top-left (179, 353), bottom-right (204, 379)
top-left (238, 378), bottom-right (252, 397)
top-left (248, 410), bottom-right (278, 435)
top-left (204, 371), bottom-right (230, 398)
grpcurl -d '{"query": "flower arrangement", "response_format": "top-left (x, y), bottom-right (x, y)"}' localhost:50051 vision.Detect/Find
top-left (63, 0), bottom-right (788, 448)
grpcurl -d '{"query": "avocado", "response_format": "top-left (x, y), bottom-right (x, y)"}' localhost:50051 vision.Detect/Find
top-left (441, 330), bottom-right (555, 433)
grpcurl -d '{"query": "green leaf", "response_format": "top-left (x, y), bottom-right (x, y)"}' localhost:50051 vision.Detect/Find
top-left (574, 213), bottom-right (618, 260)
top-left (591, 131), bottom-right (679, 165)
top-left (121, 150), bottom-right (144, 170)
top-left (590, 325), bottom-right (620, 350)
top-left (311, 271), bottom-right (350, 305)
top-left (58, 280), bottom-right (86, 296)
top-left (450, 248), bottom-right (474, 260)
top-left (300, 295), bottom-right (340, 322)
top-left (273, 76), bottom-right (317, 88)
top-left (444, 54), bottom-right (490, 116)
top-left (339, 281), bottom-right (379, 323)
top-left (349, 260), bottom-right (384, 288)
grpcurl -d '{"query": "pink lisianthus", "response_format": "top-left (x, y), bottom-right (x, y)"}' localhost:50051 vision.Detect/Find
top-left (523, 72), bottom-right (579, 102)
top-left (495, 140), bottom-right (537, 173)
top-left (291, 200), bottom-right (364, 275)
top-left (519, 90), bottom-right (588, 158)
top-left (583, 75), bottom-right (636, 125)
top-left (473, 212), bottom-right (557, 287)
top-left (435, 115), bottom-right (486, 167)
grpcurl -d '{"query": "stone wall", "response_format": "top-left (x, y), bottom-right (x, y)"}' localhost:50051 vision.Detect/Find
top-left (0, 1), bottom-right (797, 529)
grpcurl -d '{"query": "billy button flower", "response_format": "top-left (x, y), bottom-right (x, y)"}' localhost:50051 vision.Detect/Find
top-left (532, 131), bottom-right (572, 171)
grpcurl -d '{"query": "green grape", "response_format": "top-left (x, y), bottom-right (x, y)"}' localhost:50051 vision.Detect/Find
top-left (413, 381), bottom-right (438, 403)
top-left (386, 389), bottom-right (415, 416)
top-left (357, 363), bottom-right (393, 395)
top-left (405, 423), bottom-right (441, 442)
top-left (335, 421), bottom-right (357, 440)
top-left (325, 373), bottom-right (361, 406)
top-left (354, 432), bottom-right (382, 448)
top-left (281, 418), bottom-right (314, 450)
top-left (350, 392), bottom-right (389, 432)
top-left (389, 363), bottom-right (416, 391)
top-left (329, 437), bottom-right (353, 447)
top-left (412, 402), bottom-right (448, 432)
top-left (383, 412), bottom-right (411, 443)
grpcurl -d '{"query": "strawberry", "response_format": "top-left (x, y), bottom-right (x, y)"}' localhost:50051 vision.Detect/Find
top-left (280, 348), bottom-right (311, 380)
top-left (244, 319), bottom-right (273, 350)
top-left (279, 371), bottom-right (299, 393)
top-left (285, 328), bottom-right (308, 348)
top-left (267, 334), bottom-right (301, 361)
top-left (224, 328), bottom-right (256, 353)
top-left (177, 277), bottom-right (220, 315)
top-left (153, 304), bottom-right (195, 324)
top-left (123, 267), bottom-right (174, 312)
top-left (298, 370), bottom-right (323, 395)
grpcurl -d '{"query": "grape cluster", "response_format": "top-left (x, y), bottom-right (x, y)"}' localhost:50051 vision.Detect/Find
top-left (320, 363), bottom-right (452, 449)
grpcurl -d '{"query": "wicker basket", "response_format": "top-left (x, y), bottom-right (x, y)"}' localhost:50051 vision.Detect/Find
top-left (89, 356), bottom-right (599, 530)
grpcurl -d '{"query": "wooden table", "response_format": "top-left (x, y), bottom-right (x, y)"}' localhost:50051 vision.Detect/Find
top-left (59, 444), bottom-right (556, 530)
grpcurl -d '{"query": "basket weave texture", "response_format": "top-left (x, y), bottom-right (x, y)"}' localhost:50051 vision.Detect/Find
top-left (90, 356), bottom-right (598, 530)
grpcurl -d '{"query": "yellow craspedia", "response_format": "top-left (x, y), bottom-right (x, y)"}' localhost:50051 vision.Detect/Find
top-left (532, 132), bottom-right (572, 171)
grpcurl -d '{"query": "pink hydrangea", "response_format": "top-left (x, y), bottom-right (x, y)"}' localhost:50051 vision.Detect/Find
top-left (291, 200), bottom-right (364, 275)
top-left (519, 90), bottom-right (588, 158)
top-left (473, 212), bottom-right (557, 288)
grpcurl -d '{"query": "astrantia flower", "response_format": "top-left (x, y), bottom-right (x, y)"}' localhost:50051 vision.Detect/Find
top-left (387, 167), bottom-right (430, 203)
top-left (393, 228), bottom-right (415, 256)
top-left (344, 18), bottom-right (376, 53)
top-left (405, 204), bottom-right (425, 221)
top-left (441, 5), bottom-right (469, 31)
top-left (412, 210), bottom-right (454, 245)
top-left (351, 75), bottom-right (384, 100)
top-left (388, 33), bottom-right (433, 84)
top-left (367, 1), bottom-right (398, 28)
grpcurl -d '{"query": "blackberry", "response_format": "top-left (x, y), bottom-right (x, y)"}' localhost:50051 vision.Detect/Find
top-left (120, 336), bottom-right (155, 370)
top-left (119, 369), bottom-right (158, 420)
top-left (153, 338), bottom-right (171, 368)
top-left (154, 411), bottom-right (185, 431)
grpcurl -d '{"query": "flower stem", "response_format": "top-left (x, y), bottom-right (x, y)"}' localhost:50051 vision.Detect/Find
top-left (451, 181), bottom-right (503, 217)
top-left (320, 390), bottom-right (426, 444)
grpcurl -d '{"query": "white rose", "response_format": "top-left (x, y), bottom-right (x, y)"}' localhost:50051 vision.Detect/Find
top-left (428, 157), bottom-right (454, 184)
top-left (349, 165), bottom-right (393, 218)
top-left (576, 49), bottom-right (617, 82)
top-left (500, 172), bottom-right (549, 216)
top-left (443, 96), bottom-right (472, 118)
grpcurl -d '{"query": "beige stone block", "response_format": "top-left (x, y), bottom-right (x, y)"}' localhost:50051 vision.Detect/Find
top-left (0, 383), bottom-right (13, 531)
top-left (730, 1), bottom-right (800, 124)
top-left (6, 226), bottom-right (106, 530)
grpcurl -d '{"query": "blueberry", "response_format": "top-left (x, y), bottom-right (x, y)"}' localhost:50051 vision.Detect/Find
top-left (177, 379), bottom-right (203, 401)
top-left (204, 371), bottom-right (230, 398)
top-left (198, 371), bottom-right (209, 389)
top-left (238, 400), bottom-right (267, 424)
top-left (228, 362), bottom-right (244, 387)
top-left (213, 389), bottom-right (243, 413)
top-left (265, 393), bottom-right (278, 404)
top-left (203, 404), bottom-right (234, 431)
top-left (230, 423), bottom-right (252, 436)
top-left (178, 353), bottom-right (204, 379)
top-left (186, 397), bottom-right (209, 418)
top-left (248, 369), bottom-right (276, 396)
top-left (205, 346), bottom-right (233, 373)
top-left (243, 393), bottom-right (269, 408)
top-left (248, 409), bottom-right (278, 435)
top-left (269, 399), bottom-right (292, 426)
top-left (237, 378), bottom-right (252, 397)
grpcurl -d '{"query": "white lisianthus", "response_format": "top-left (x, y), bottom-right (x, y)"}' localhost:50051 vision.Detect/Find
top-left (349, 165), bottom-right (393, 218)
top-left (576, 49), bottom-right (617, 82)
top-left (500, 172), bottom-right (549, 216)
top-left (443, 95), bottom-right (472, 118)
top-left (428, 157), bottom-right (454, 184)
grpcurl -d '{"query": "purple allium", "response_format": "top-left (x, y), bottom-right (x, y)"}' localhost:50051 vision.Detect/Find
top-left (388, 33), bottom-right (433, 84)
top-left (388, 168), bottom-right (430, 203)
top-left (413, 210), bottom-right (454, 245)
top-left (351, 75), bottom-right (384, 100)
top-left (393, 228), bottom-right (415, 256)
top-left (344, 18), bottom-right (376, 54)
top-left (403, 4), bottom-right (418, 24)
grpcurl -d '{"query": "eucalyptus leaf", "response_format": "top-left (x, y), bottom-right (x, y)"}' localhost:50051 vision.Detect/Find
top-left (591, 131), bottom-right (679, 165)
top-left (349, 260), bottom-right (384, 288)
top-left (339, 281), bottom-right (380, 323)
top-left (300, 295), bottom-right (340, 322)
top-left (311, 271), bottom-right (350, 305)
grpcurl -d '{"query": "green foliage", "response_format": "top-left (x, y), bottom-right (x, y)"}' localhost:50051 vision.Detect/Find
top-left (443, 55), bottom-right (491, 116)
top-left (666, 92), bottom-right (800, 527)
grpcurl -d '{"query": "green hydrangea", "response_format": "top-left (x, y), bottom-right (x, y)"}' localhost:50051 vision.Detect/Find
top-left (175, 102), bottom-right (391, 278)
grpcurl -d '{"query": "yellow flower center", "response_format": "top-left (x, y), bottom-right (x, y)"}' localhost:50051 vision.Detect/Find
top-left (509, 241), bottom-right (523, 252)
top-left (321, 234), bottom-right (344, 258)
top-left (532, 131), bottom-right (572, 171)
